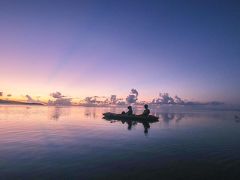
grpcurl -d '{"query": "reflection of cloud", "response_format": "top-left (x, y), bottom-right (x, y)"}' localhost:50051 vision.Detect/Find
top-left (158, 113), bottom-right (184, 123)
top-left (126, 89), bottom-right (139, 104)
top-left (175, 114), bottom-right (184, 122)
top-left (49, 107), bottom-right (71, 120)
top-left (51, 107), bottom-right (62, 120)
top-left (104, 116), bottom-right (152, 135)
top-left (84, 108), bottom-right (97, 118)
top-left (161, 113), bottom-right (175, 122)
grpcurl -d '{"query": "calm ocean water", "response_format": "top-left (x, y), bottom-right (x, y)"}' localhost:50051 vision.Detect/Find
top-left (0, 105), bottom-right (240, 179)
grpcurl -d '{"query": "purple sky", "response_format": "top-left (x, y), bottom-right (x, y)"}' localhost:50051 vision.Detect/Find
top-left (0, 0), bottom-right (239, 103)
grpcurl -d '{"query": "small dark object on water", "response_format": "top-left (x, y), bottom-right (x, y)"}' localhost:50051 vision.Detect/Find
top-left (234, 115), bottom-right (239, 119)
top-left (103, 112), bottom-right (159, 122)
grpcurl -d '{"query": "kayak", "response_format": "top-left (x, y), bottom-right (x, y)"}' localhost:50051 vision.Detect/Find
top-left (103, 112), bottom-right (159, 122)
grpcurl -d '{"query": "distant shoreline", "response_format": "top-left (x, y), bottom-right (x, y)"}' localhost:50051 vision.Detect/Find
top-left (0, 99), bottom-right (44, 106)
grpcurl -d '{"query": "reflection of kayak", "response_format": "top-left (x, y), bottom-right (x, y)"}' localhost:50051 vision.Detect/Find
top-left (103, 112), bottom-right (159, 122)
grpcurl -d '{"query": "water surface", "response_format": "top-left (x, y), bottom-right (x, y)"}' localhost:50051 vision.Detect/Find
top-left (0, 105), bottom-right (240, 179)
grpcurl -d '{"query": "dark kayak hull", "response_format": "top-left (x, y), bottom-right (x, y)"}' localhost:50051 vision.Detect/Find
top-left (103, 112), bottom-right (159, 122)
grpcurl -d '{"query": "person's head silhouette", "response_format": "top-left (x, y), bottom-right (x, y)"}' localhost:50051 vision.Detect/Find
top-left (144, 104), bottom-right (148, 109)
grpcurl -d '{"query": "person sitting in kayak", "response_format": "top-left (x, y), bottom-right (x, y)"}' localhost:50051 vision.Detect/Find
top-left (141, 104), bottom-right (150, 117)
top-left (122, 106), bottom-right (133, 115)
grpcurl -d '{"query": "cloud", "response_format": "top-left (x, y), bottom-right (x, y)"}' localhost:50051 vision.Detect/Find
top-left (81, 95), bottom-right (127, 105)
top-left (151, 92), bottom-right (224, 105)
top-left (126, 88), bottom-right (139, 104)
top-left (49, 91), bottom-right (72, 106)
top-left (85, 97), bottom-right (96, 104)
top-left (126, 95), bottom-right (137, 104)
top-left (160, 93), bottom-right (174, 104)
top-left (131, 89), bottom-right (138, 97)
top-left (26, 95), bottom-right (33, 102)
top-left (174, 95), bottom-right (184, 104)
top-left (48, 98), bottom-right (72, 106)
top-left (50, 92), bottom-right (64, 98)
top-left (152, 93), bottom-right (181, 104)
top-left (25, 95), bottom-right (39, 103)
top-left (110, 95), bottom-right (117, 104)
top-left (84, 96), bottom-right (108, 104)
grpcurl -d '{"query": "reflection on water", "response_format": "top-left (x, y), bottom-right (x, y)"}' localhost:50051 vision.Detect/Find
top-left (105, 119), bottom-right (151, 135)
top-left (0, 105), bottom-right (240, 179)
top-left (159, 113), bottom-right (184, 122)
top-left (50, 107), bottom-right (62, 120)
top-left (49, 107), bottom-right (72, 121)
top-left (103, 112), bottom-right (185, 135)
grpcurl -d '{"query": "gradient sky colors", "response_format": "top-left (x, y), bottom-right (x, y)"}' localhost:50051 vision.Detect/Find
top-left (0, 0), bottom-right (240, 103)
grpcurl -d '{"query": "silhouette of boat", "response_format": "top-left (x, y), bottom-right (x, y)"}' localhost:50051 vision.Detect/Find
top-left (103, 112), bottom-right (159, 122)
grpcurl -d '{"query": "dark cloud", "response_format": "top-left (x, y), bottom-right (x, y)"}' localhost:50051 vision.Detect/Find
top-left (160, 93), bottom-right (174, 104)
top-left (50, 92), bottom-right (64, 99)
top-left (126, 95), bottom-right (137, 104)
top-left (110, 95), bottom-right (117, 104)
top-left (7, 94), bottom-right (12, 97)
top-left (126, 89), bottom-right (139, 104)
top-left (131, 89), bottom-right (138, 97)
top-left (174, 95), bottom-right (184, 104)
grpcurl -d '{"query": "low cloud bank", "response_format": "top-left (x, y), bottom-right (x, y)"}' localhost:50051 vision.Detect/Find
top-left (110, 95), bottom-right (125, 105)
top-left (83, 95), bottom-right (125, 105)
top-left (84, 96), bottom-right (99, 104)
top-left (0, 89), bottom-right (224, 106)
top-left (48, 91), bottom-right (72, 106)
top-left (151, 93), bottom-right (223, 105)
top-left (152, 93), bottom-right (182, 104)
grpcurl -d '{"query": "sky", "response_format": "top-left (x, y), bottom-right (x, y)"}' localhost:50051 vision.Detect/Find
top-left (0, 0), bottom-right (240, 103)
